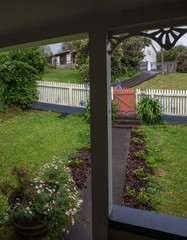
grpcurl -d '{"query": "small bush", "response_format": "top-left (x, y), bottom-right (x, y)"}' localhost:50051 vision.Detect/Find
top-left (134, 150), bottom-right (146, 160)
top-left (47, 63), bottom-right (56, 69)
top-left (0, 60), bottom-right (39, 108)
top-left (0, 48), bottom-right (46, 109)
top-left (126, 186), bottom-right (136, 198)
top-left (132, 128), bottom-right (143, 136)
top-left (126, 186), bottom-right (149, 205)
top-left (136, 97), bottom-right (163, 125)
top-left (132, 137), bottom-right (143, 145)
top-left (177, 52), bottom-right (187, 73)
top-left (68, 159), bottom-right (83, 168)
top-left (137, 188), bottom-right (149, 204)
top-left (133, 168), bottom-right (146, 179)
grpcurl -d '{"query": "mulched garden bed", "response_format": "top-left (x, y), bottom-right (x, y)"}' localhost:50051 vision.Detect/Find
top-left (69, 130), bottom-right (155, 211)
top-left (121, 130), bottom-right (155, 211)
top-left (69, 148), bottom-right (91, 189)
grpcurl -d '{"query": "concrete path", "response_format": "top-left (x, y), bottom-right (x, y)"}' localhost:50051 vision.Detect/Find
top-left (121, 71), bottom-right (159, 88)
top-left (61, 128), bottom-right (131, 240)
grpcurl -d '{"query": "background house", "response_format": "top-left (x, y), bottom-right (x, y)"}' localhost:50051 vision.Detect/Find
top-left (140, 44), bottom-right (157, 71)
top-left (51, 50), bottom-right (77, 69)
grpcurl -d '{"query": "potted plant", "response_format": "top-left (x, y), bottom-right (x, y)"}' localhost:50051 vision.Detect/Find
top-left (0, 158), bottom-right (83, 238)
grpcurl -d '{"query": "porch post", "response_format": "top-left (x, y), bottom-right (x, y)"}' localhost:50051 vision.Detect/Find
top-left (89, 28), bottom-right (112, 240)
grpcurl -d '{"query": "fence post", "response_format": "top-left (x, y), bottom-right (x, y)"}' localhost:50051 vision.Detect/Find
top-left (111, 87), bottom-right (114, 101)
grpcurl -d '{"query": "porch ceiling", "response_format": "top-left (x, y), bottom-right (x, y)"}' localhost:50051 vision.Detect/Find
top-left (0, 0), bottom-right (187, 51)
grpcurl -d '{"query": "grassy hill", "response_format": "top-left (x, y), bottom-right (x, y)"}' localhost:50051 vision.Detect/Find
top-left (134, 72), bottom-right (187, 90)
top-left (42, 68), bottom-right (82, 84)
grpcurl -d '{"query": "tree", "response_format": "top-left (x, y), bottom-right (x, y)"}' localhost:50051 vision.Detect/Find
top-left (177, 52), bottom-right (187, 73)
top-left (156, 45), bottom-right (187, 62)
top-left (0, 48), bottom-right (46, 108)
top-left (60, 42), bottom-right (71, 51)
top-left (66, 36), bottom-right (150, 82)
top-left (37, 45), bottom-right (53, 58)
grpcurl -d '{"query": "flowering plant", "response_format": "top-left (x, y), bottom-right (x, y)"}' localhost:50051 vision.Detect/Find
top-left (0, 158), bottom-right (82, 235)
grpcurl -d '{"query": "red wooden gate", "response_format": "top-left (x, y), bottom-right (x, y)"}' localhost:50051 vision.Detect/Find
top-left (113, 88), bottom-right (136, 115)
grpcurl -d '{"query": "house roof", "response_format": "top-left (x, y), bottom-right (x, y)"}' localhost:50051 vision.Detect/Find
top-left (0, 0), bottom-right (186, 52)
top-left (51, 50), bottom-right (77, 57)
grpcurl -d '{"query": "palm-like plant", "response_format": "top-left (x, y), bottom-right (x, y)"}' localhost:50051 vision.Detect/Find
top-left (136, 96), bottom-right (163, 124)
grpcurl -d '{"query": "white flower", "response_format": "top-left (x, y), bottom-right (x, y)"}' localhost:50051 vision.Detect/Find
top-left (29, 211), bottom-right (32, 214)
top-left (44, 211), bottom-right (47, 215)
top-left (26, 207), bottom-right (30, 210)
top-left (53, 189), bottom-right (55, 192)
top-left (37, 190), bottom-right (41, 193)
top-left (4, 215), bottom-right (9, 221)
top-left (48, 209), bottom-right (50, 212)
top-left (62, 228), bottom-right (66, 232)
top-left (66, 230), bottom-right (69, 234)
top-left (35, 186), bottom-right (38, 189)
top-left (65, 211), bottom-right (70, 216)
top-left (54, 166), bottom-right (58, 170)
top-left (29, 202), bottom-right (32, 205)
top-left (39, 184), bottom-right (42, 188)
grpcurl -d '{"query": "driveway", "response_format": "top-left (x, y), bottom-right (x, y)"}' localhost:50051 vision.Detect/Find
top-left (121, 71), bottom-right (159, 88)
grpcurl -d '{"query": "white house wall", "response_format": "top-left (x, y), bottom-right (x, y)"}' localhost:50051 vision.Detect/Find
top-left (66, 53), bottom-right (71, 64)
top-left (143, 45), bottom-right (157, 70)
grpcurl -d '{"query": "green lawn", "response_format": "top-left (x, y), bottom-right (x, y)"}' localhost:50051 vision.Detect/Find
top-left (42, 68), bottom-right (141, 85)
top-left (142, 124), bottom-right (187, 218)
top-left (42, 68), bottom-right (82, 84)
top-left (0, 111), bottom-right (90, 237)
top-left (134, 72), bottom-right (187, 90)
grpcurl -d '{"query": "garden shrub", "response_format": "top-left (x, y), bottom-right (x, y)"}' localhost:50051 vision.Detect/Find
top-left (134, 150), bottom-right (146, 160)
top-left (0, 48), bottom-right (46, 109)
top-left (136, 96), bottom-right (163, 125)
top-left (0, 60), bottom-right (38, 108)
top-left (177, 52), bottom-right (187, 73)
top-left (133, 168), bottom-right (146, 179)
top-left (47, 63), bottom-right (56, 69)
top-left (9, 48), bottom-right (46, 75)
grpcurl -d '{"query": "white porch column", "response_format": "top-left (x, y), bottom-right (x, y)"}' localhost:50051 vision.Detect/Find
top-left (89, 28), bottom-right (112, 240)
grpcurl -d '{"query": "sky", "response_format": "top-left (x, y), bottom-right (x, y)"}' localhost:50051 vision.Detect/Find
top-left (48, 33), bottom-right (187, 54)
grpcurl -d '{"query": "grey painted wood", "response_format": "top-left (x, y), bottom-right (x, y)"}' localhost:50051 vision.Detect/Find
top-left (89, 28), bottom-right (112, 240)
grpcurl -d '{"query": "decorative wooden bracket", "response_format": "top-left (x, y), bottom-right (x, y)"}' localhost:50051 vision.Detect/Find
top-left (109, 27), bottom-right (187, 54)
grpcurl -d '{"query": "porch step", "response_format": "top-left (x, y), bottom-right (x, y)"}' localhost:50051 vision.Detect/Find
top-left (112, 114), bottom-right (142, 129)
top-left (113, 119), bottom-right (142, 125)
top-left (112, 124), bottom-right (141, 129)
top-left (117, 114), bottom-right (138, 120)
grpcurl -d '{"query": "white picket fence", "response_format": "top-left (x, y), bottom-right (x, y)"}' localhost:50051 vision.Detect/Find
top-left (36, 81), bottom-right (90, 107)
top-left (136, 89), bottom-right (187, 115)
top-left (36, 81), bottom-right (187, 115)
